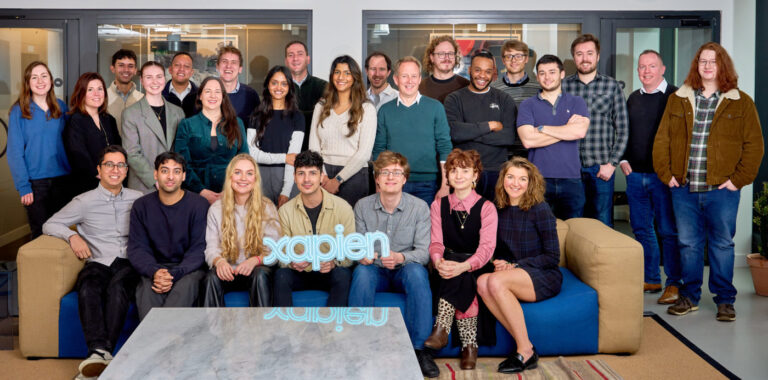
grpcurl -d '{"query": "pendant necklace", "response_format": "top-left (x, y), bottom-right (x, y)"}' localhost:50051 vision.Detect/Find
top-left (454, 209), bottom-right (469, 229)
top-left (152, 104), bottom-right (165, 121)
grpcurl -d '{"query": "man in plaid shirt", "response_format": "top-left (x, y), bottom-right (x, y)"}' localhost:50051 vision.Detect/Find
top-left (562, 34), bottom-right (629, 227)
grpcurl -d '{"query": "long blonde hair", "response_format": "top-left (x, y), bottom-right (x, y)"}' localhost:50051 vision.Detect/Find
top-left (219, 154), bottom-right (278, 263)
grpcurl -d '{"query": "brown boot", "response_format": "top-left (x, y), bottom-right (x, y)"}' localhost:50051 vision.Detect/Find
top-left (424, 325), bottom-right (449, 350)
top-left (657, 285), bottom-right (679, 304)
top-left (644, 282), bottom-right (662, 293)
top-left (460, 345), bottom-right (478, 369)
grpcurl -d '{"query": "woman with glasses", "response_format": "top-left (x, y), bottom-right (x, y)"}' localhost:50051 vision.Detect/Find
top-left (7, 61), bottom-right (71, 238)
top-left (63, 72), bottom-right (122, 197)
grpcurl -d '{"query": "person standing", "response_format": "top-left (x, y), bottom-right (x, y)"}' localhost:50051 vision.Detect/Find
top-left (284, 41), bottom-right (327, 151)
top-left (653, 42), bottom-right (763, 321)
top-left (216, 46), bottom-right (260, 122)
top-left (419, 35), bottom-right (469, 104)
top-left (7, 61), bottom-right (71, 238)
top-left (162, 52), bottom-right (198, 118)
top-left (106, 49), bottom-right (143, 134)
top-left (365, 51), bottom-right (398, 110)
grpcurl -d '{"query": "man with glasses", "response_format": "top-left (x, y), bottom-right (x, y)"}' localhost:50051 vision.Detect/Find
top-left (43, 145), bottom-right (143, 379)
top-left (444, 50), bottom-right (517, 201)
top-left (163, 52), bottom-right (198, 118)
top-left (285, 40), bottom-right (327, 150)
top-left (128, 151), bottom-right (209, 320)
top-left (349, 151), bottom-right (437, 378)
top-left (373, 56), bottom-right (452, 205)
top-left (419, 35), bottom-right (470, 103)
top-left (107, 49), bottom-right (143, 135)
top-left (216, 46), bottom-right (260, 122)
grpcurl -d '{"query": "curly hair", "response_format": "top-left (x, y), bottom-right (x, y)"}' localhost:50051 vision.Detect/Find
top-left (317, 55), bottom-right (369, 137)
top-left (422, 35), bottom-right (461, 74)
top-left (684, 42), bottom-right (738, 93)
top-left (444, 148), bottom-right (482, 189)
top-left (12, 61), bottom-right (62, 120)
top-left (494, 157), bottom-right (545, 211)
top-left (219, 154), bottom-right (280, 263)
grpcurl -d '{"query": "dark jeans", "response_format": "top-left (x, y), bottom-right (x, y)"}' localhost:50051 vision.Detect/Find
top-left (544, 178), bottom-right (585, 220)
top-left (325, 164), bottom-right (369, 208)
top-left (670, 185), bottom-right (740, 305)
top-left (581, 164), bottom-right (615, 227)
top-left (273, 266), bottom-right (352, 307)
top-left (25, 175), bottom-right (70, 239)
top-left (201, 266), bottom-right (272, 307)
top-left (76, 258), bottom-right (138, 353)
top-left (626, 172), bottom-right (681, 286)
top-left (348, 263), bottom-right (432, 349)
top-left (403, 180), bottom-right (438, 206)
top-left (476, 170), bottom-right (499, 202)
top-left (135, 267), bottom-right (206, 320)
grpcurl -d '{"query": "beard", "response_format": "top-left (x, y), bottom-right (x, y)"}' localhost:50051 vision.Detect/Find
top-left (576, 62), bottom-right (597, 75)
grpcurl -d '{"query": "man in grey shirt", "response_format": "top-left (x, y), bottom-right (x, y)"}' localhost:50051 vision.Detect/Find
top-left (43, 145), bottom-right (143, 379)
top-left (348, 151), bottom-right (437, 378)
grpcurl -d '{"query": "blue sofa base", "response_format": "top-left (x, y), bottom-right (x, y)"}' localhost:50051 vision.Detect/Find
top-left (58, 267), bottom-right (597, 358)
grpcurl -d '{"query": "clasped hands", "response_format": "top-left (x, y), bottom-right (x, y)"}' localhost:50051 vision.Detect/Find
top-left (359, 251), bottom-right (404, 269)
top-left (215, 256), bottom-right (262, 281)
top-left (435, 258), bottom-right (471, 279)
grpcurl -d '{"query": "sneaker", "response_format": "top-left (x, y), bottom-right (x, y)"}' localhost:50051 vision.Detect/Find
top-left (78, 348), bottom-right (112, 378)
top-left (716, 303), bottom-right (736, 321)
top-left (415, 349), bottom-right (439, 378)
top-left (667, 296), bottom-right (699, 316)
top-left (644, 283), bottom-right (662, 293)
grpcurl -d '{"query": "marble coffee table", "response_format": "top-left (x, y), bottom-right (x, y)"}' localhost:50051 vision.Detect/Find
top-left (100, 307), bottom-right (423, 379)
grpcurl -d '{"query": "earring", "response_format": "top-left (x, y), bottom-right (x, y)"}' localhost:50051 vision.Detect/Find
top-left (472, 180), bottom-right (477, 189)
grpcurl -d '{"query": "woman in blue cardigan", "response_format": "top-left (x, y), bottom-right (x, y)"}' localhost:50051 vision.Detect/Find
top-left (175, 76), bottom-right (249, 204)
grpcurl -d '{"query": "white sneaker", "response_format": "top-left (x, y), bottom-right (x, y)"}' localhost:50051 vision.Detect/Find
top-left (78, 349), bottom-right (112, 377)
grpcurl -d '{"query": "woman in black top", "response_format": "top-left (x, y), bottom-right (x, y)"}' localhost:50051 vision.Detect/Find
top-left (477, 157), bottom-right (562, 374)
top-left (63, 72), bottom-right (121, 196)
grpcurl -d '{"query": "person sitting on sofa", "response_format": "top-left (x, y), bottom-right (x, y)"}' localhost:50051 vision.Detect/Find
top-left (42, 145), bottom-right (143, 378)
top-left (477, 157), bottom-right (563, 374)
top-left (348, 151), bottom-right (437, 377)
top-left (127, 151), bottom-right (209, 320)
top-left (201, 154), bottom-right (281, 307)
top-left (424, 148), bottom-right (497, 370)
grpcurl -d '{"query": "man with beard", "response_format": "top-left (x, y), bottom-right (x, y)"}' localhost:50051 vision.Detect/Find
top-left (285, 41), bottom-right (327, 151)
top-left (562, 34), bottom-right (628, 227)
top-left (419, 35), bottom-right (470, 103)
top-left (162, 52), bottom-right (198, 118)
top-left (128, 151), bottom-right (209, 320)
top-left (517, 55), bottom-right (590, 220)
top-left (444, 50), bottom-right (517, 201)
top-left (365, 51), bottom-right (398, 110)
top-left (107, 49), bottom-right (143, 135)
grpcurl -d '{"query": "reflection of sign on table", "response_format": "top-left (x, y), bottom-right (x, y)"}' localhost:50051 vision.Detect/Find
top-left (264, 307), bottom-right (388, 332)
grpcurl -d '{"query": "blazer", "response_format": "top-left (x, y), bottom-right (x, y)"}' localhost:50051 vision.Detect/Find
top-left (63, 111), bottom-right (121, 197)
top-left (122, 97), bottom-right (185, 193)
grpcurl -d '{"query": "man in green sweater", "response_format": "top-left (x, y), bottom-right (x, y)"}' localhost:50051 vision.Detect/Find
top-left (285, 40), bottom-right (328, 151)
top-left (373, 56), bottom-right (452, 205)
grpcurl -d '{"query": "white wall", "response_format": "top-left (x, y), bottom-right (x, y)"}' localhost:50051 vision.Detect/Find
top-left (20, 0), bottom-right (759, 263)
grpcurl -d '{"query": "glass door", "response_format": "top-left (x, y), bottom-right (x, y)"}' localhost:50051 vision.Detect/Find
top-left (0, 21), bottom-right (66, 247)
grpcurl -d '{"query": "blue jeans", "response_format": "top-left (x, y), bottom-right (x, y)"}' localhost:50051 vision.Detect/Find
top-left (670, 185), bottom-right (740, 305)
top-left (348, 263), bottom-right (432, 349)
top-left (544, 178), bottom-right (585, 220)
top-left (403, 180), bottom-right (438, 206)
top-left (581, 164), bottom-right (615, 227)
top-left (477, 170), bottom-right (499, 202)
top-left (626, 172), bottom-right (681, 286)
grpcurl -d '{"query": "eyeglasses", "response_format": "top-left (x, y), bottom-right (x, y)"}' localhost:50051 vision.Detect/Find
top-left (101, 162), bottom-right (128, 170)
top-left (432, 51), bottom-right (456, 59)
top-left (379, 170), bottom-right (404, 177)
top-left (503, 53), bottom-right (527, 62)
top-left (698, 59), bottom-right (717, 67)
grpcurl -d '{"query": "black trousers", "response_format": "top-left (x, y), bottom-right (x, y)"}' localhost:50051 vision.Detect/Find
top-left (76, 258), bottom-right (138, 353)
top-left (135, 267), bottom-right (206, 320)
top-left (273, 266), bottom-right (352, 307)
top-left (25, 175), bottom-right (70, 239)
top-left (201, 266), bottom-right (272, 307)
top-left (324, 164), bottom-right (369, 208)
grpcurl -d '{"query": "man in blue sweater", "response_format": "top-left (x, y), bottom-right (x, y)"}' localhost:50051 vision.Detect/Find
top-left (216, 46), bottom-right (260, 123)
top-left (373, 56), bottom-right (452, 205)
top-left (128, 151), bottom-right (209, 320)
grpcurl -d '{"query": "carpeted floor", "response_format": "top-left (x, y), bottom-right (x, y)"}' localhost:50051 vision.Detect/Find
top-left (1, 315), bottom-right (737, 379)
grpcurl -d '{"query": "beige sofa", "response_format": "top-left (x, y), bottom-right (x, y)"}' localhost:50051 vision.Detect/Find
top-left (17, 217), bottom-right (643, 357)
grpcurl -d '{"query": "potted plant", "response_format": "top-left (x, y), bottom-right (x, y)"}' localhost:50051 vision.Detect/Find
top-left (748, 182), bottom-right (768, 296)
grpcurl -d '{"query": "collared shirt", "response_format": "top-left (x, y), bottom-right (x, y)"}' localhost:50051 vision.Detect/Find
top-left (43, 184), bottom-right (143, 266)
top-left (169, 82), bottom-right (193, 101)
top-left (293, 72), bottom-right (308, 87)
top-left (367, 84), bottom-right (398, 110)
top-left (688, 89), bottom-right (720, 192)
top-left (504, 72), bottom-right (529, 86)
top-left (639, 79), bottom-right (668, 95)
top-left (227, 81), bottom-right (241, 94)
top-left (107, 81), bottom-right (143, 131)
top-left (395, 92), bottom-right (423, 107)
top-left (354, 192), bottom-right (431, 267)
top-left (562, 72), bottom-right (629, 167)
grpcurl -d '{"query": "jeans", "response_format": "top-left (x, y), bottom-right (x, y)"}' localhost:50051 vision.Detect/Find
top-left (581, 164), bottom-right (615, 227)
top-left (476, 170), bottom-right (499, 202)
top-left (403, 180), bottom-right (438, 206)
top-left (544, 178), bottom-right (585, 220)
top-left (670, 185), bottom-right (740, 305)
top-left (76, 258), bottom-right (138, 353)
top-left (135, 267), bottom-right (206, 320)
top-left (626, 172), bottom-right (681, 286)
top-left (273, 266), bottom-right (352, 306)
top-left (348, 263), bottom-right (432, 349)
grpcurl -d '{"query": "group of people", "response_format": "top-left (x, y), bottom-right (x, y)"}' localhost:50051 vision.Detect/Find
top-left (6, 32), bottom-right (762, 379)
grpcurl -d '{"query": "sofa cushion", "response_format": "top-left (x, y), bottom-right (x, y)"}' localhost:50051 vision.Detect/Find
top-left (58, 292), bottom-right (139, 358)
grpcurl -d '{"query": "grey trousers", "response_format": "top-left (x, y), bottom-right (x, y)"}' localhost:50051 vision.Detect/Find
top-left (136, 268), bottom-right (206, 320)
top-left (259, 164), bottom-right (298, 205)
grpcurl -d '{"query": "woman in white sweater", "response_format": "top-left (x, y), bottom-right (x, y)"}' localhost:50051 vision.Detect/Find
top-left (309, 55), bottom-right (376, 207)
top-left (202, 153), bottom-right (281, 307)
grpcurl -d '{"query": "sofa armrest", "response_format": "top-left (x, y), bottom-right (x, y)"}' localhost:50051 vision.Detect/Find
top-left (17, 235), bottom-right (84, 357)
top-left (564, 218), bottom-right (643, 354)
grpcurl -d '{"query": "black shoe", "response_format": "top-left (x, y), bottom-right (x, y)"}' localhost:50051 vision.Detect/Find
top-left (498, 346), bottom-right (539, 374)
top-left (416, 349), bottom-right (440, 378)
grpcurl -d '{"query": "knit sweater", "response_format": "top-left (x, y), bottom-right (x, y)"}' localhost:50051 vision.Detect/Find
top-left (419, 75), bottom-right (469, 104)
top-left (623, 84), bottom-right (677, 173)
top-left (294, 75), bottom-right (328, 150)
top-left (228, 83), bottom-right (260, 123)
top-left (204, 199), bottom-right (281, 268)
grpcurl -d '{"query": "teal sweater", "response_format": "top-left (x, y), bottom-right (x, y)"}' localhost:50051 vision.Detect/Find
top-left (373, 97), bottom-right (453, 181)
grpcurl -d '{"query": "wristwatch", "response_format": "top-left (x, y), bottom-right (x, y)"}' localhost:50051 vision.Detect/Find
top-left (335, 174), bottom-right (344, 183)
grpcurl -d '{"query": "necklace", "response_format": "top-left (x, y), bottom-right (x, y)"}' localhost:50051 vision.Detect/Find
top-left (152, 104), bottom-right (165, 121)
top-left (454, 209), bottom-right (469, 229)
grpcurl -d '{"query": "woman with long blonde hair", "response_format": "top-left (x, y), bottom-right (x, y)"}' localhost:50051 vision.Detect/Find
top-left (202, 153), bottom-right (281, 306)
